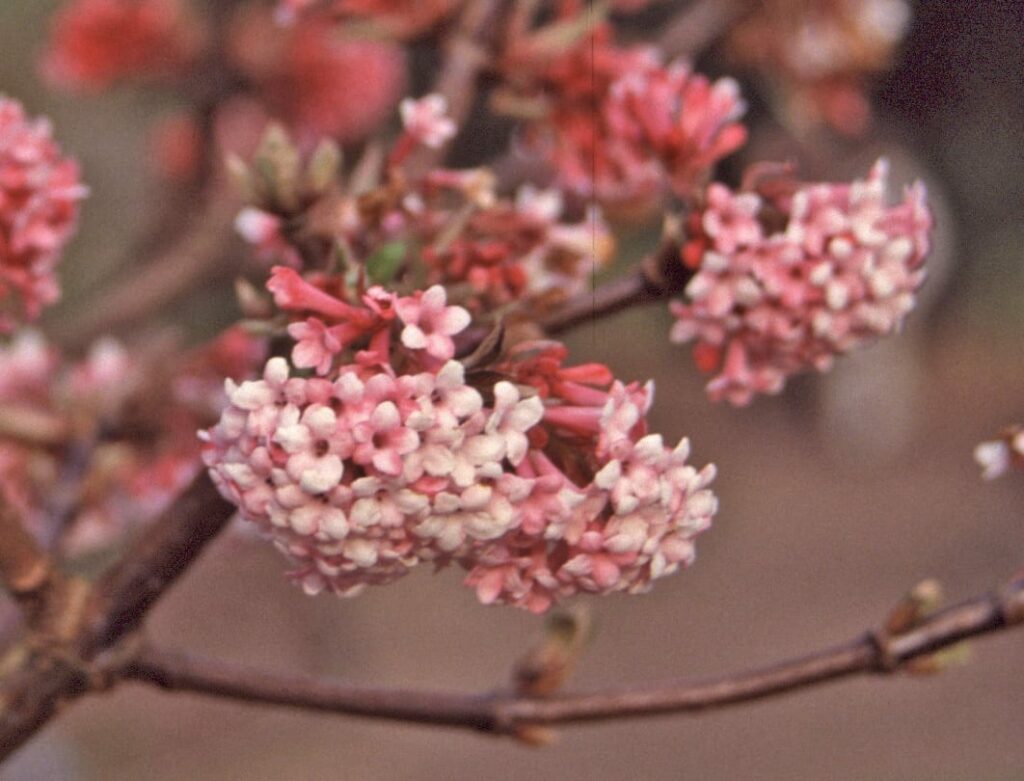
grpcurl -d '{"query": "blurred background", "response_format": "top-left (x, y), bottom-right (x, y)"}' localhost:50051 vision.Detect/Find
top-left (2, 0), bottom-right (1023, 779)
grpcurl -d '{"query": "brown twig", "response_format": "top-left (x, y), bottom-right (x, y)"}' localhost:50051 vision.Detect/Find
top-left (0, 473), bottom-right (235, 760)
top-left (85, 472), bottom-right (237, 652)
top-left (123, 578), bottom-right (1024, 733)
top-left (539, 238), bottom-right (691, 335)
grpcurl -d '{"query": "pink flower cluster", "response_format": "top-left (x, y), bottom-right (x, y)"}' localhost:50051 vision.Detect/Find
top-left (41, 0), bottom-right (198, 91)
top-left (670, 160), bottom-right (932, 405)
top-left (522, 29), bottom-right (747, 206)
top-left (0, 333), bottom-right (135, 553)
top-left (0, 98), bottom-right (86, 330)
top-left (975, 426), bottom-right (1024, 480)
top-left (202, 337), bottom-right (717, 612)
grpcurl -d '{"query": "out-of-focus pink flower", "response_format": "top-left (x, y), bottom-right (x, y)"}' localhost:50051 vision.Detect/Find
top-left (69, 337), bottom-right (129, 397)
top-left (975, 426), bottom-right (1024, 480)
top-left (41, 0), bottom-right (199, 92)
top-left (232, 11), bottom-right (405, 145)
top-left (148, 112), bottom-right (202, 182)
top-left (234, 207), bottom-right (306, 266)
top-left (518, 28), bottom-right (746, 206)
top-left (235, 207), bottom-right (284, 247)
top-left (0, 98), bottom-right (86, 330)
top-left (611, 0), bottom-right (656, 10)
top-left (275, 0), bottom-right (319, 25)
top-left (671, 160), bottom-right (933, 404)
top-left (399, 94), bottom-right (457, 149)
top-left (0, 330), bottom-right (58, 400)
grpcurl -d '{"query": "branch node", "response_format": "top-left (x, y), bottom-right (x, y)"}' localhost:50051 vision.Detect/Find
top-left (487, 697), bottom-right (520, 737)
top-left (865, 629), bottom-right (900, 674)
top-left (997, 577), bottom-right (1024, 626)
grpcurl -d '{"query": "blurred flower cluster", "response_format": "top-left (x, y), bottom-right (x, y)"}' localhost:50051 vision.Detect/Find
top-left (42, 0), bottom-right (407, 180)
top-left (0, 97), bottom-right (86, 330)
top-left (725, 0), bottom-right (912, 135)
top-left (0, 327), bottom-right (263, 557)
top-left (498, 16), bottom-right (746, 211)
top-left (671, 160), bottom-right (932, 404)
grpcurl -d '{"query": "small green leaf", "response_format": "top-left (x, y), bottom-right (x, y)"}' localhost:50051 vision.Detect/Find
top-left (366, 241), bottom-right (407, 285)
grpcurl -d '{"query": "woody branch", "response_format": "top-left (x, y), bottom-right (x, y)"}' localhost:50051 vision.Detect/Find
top-left (117, 574), bottom-right (1023, 731)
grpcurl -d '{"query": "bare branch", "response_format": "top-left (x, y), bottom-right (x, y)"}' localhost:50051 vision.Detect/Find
top-left (123, 577), bottom-right (1024, 733)
top-left (128, 647), bottom-right (498, 730)
top-left (0, 472), bottom-right (235, 761)
top-left (85, 472), bottom-right (236, 653)
top-left (540, 239), bottom-right (692, 335)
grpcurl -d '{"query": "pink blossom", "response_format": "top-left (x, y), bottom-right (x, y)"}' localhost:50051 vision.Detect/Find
top-left (395, 285), bottom-right (471, 361)
top-left (274, 0), bottom-right (318, 24)
top-left (287, 318), bottom-right (346, 375)
top-left (0, 98), bottom-right (86, 329)
top-left (399, 94), bottom-right (457, 149)
top-left (235, 207), bottom-right (282, 246)
top-left (204, 340), bottom-right (717, 611)
top-left (701, 183), bottom-right (763, 254)
top-left (0, 330), bottom-right (58, 399)
top-left (267, 266), bottom-right (360, 319)
top-left (351, 400), bottom-right (420, 475)
top-left (282, 0), bottom-right (458, 38)
top-left (671, 160), bottom-right (932, 404)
